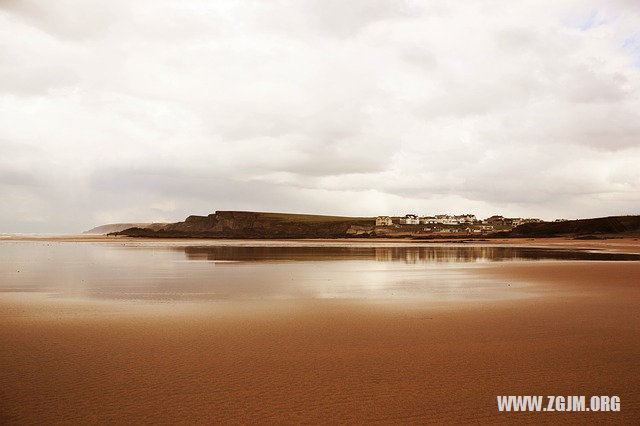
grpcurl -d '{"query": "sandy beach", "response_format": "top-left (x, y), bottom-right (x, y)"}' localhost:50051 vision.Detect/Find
top-left (1, 238), bottom-right (639, 424)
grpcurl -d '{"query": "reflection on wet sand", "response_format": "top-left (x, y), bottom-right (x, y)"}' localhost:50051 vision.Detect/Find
top-left (180, 245), bottom-right (640, 263)
top-left (1, 242), bottom-right (639, 303)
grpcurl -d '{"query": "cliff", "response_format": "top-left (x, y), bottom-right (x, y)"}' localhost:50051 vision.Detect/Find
top-left (115, 211), bottom-right (376, 239)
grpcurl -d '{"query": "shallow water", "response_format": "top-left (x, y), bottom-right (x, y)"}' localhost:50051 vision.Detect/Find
top-left (1, 241), bottom-right (638, 302)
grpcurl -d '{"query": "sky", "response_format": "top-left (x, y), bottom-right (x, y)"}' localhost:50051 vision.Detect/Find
top-left (1, 0), bottom-right (640, 233)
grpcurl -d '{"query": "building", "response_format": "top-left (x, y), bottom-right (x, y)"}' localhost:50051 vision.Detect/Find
top-left (375, 216), bottom-right (393, 226)
top-left (425, 214), bottom-right (469, 225)
top-left (399, 214), bottom-right (419, 225)
top-left (485, 215), bottom-right (505, 224)
top-left (420, 216), bottom-right (438, 224)
top-left (455, 214), bottom-right (477, 223)
top-left (440, 217), bottom-right (460, 225)
top-left (512, 218), bottom-right (544, 226)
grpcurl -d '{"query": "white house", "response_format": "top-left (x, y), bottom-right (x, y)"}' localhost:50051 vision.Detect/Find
top-left (420, 216), bottom-right (438, 224)
top-left (376, 216), bottom-right (393, 226)
top-left (429, 214), bottom-right (459, 225)
top-left (399, 214), bottom-right (419, 225)
top-left (455, 214), bottom-right (477, 223)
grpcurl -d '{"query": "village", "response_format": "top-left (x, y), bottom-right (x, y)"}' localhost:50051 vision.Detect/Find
top-left (374, 214), bottom-right (546, 236)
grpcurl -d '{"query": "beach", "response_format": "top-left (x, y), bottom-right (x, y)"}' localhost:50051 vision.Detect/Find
top-left (1, 238), bottom-right (639, 423)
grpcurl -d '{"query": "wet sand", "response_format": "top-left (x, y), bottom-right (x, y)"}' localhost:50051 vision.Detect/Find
top-left (2, 234), bottom-right (639, 254)
top-left (2, 266), bottom-right (639, 423)
top-left (1, 240), bottom-right (639, 423)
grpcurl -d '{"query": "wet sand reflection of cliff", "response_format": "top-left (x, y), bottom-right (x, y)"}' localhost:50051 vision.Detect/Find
top-left (2, 242), bottom-right (639, 303)
top-left (179, 245), bottom-right (640, 263)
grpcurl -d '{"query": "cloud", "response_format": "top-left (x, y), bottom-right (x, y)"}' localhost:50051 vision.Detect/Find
top-left (0, 0), bottom-right (639, 232)
top-left (0, 0), bottom-right (126, 40)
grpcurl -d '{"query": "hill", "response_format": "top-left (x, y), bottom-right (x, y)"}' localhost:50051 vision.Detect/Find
top-left (500, 215), bottom-right (640, 238)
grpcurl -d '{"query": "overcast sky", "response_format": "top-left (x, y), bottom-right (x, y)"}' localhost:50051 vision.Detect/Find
top-left (1, 0), bottom-right (640, 233)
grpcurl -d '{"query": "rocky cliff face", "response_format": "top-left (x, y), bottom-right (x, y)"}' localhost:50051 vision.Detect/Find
top-left (116, 211), bottom-right (375, 239)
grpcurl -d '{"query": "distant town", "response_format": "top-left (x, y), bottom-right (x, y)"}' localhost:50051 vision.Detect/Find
top-left (374, 214), bottom-right (567, 236)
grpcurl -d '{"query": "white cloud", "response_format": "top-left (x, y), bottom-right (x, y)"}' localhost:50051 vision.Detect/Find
top-left (0, 0), bottom-right (639, 232)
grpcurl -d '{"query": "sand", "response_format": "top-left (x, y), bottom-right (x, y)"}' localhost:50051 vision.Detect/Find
top-left (1, 239), bottom-right (639, 424)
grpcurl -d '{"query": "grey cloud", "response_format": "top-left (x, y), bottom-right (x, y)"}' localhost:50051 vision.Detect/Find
top-left (561, 68), bottom-right (628, 104)
top-left (496, 28), bottom-right (541, 52)
top-left (1, 0), bottom-right (126, 40)
top-left (0, 170), bottom-right (41, 188)
top-left (299, 0), bottom-right (417, 38)
top-left (0, 65), bottom-right (78, 95)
